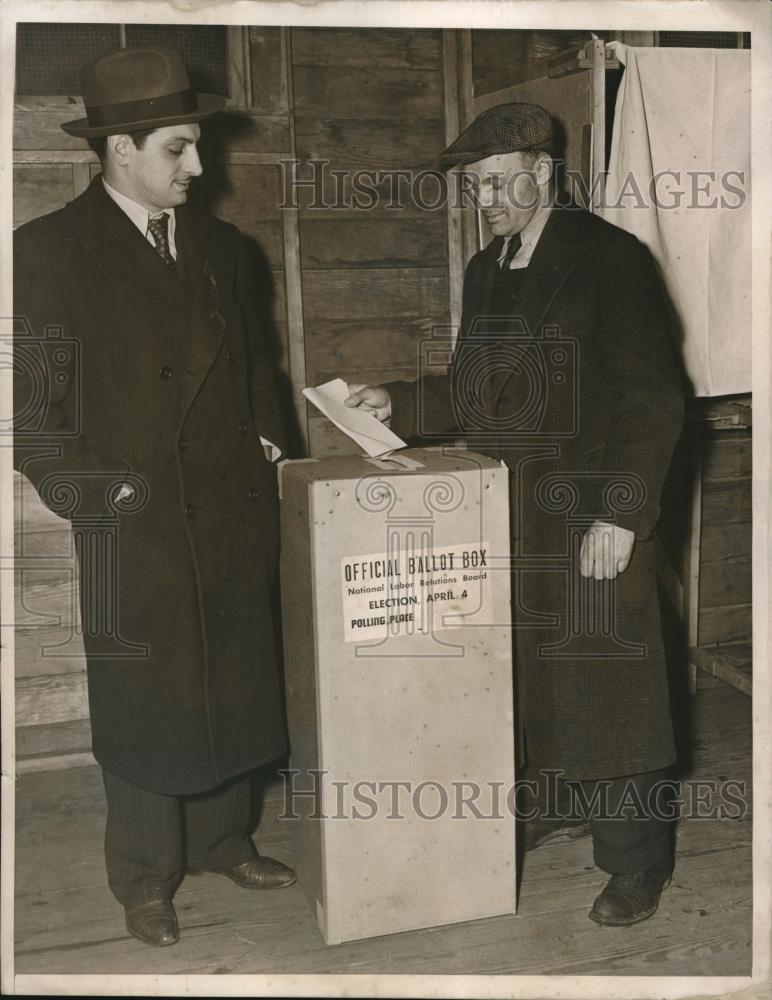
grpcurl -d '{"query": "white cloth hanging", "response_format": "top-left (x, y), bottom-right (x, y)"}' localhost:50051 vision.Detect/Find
top-left (602, 43), bottom-right (751, 398)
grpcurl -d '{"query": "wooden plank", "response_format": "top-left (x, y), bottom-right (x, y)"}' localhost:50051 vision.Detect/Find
top-left (308, 418), bottom-right (362, 458)
top-left (226, 26), bottom-right (251, 108)
top-left (588, 40), bottom-right (606, 212)
top-left (304, 316), bottom-right (447, 375)
top-left (202, 162), bottom-right (283, 220)
top-left (701, 477), bottom-right (752, 526)
top-left (443, 30), bottom-right (464, 336)
top-left (690, 645), bottom-right (752, 697)
top-left (249, 27), bottom-right (287, 113)
top-left (17, 751), bottom-right (96, 774)
top-left (699, 604), bottom-right (752, 646)
top-left (700, 520), bottom-right (752, 564)
top-left (13, 163), bottom-right (73, 227)
top-left (281, 33), bottom-right (308, 457)
top-left (13, 150), bottom-right (97, 163)
top-left (686, 394), bottom-right (751, 428)
top-left (458, 30), bottom-right (479, 267)
top-left (15, 642), bottom-right (85, 680)
top-left (292, 67), bottom-right (443, 121)
top-left (291, 28), bottom-right (441, 71)
top-left (684, 423), bottom-right (703, 693)
top-left (15, 670), bottom-right (89, 726)
top-left (294, 116), bottom-right (446, 174)
top-left (702, 429), bottom-right (752, 481)
top-left (14, 568), bottom-right (77, 630)
top-left (302, 267), bottom-right (448, 321)
top-left (299, 217), bottom-right (446, 270)
top-left (472, 31), bottom-right (596, 93)
top-left (699, 558), bottom-right (752, 609)
top-left (16, 717), bottom-right (92, 760)
top-left (201, 111), bottom-right (291, 157)
top-left (14, 98), bottom-right (95, 151)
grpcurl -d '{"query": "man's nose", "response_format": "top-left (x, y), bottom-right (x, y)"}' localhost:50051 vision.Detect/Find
top-left (184, 145), bottom-right (204, 177)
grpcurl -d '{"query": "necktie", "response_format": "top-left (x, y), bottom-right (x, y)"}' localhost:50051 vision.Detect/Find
top-left (500, 232), bottom-right (522, 270)
top-left (147, 213), bottom-right (175, 268)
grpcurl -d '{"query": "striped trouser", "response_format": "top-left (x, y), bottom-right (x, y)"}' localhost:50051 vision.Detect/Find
top-left (101, 769), bottom-right (256, 906)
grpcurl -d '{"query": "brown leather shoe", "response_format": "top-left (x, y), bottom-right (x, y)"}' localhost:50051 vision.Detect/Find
top-left (589, 859), bottom-right (673, 926)
top-left (188, 855), bottom-right (297, 889)
top-left (125, 898), bottom-right (179, 947)
top-left (522, 816), bottom-right (591, 852)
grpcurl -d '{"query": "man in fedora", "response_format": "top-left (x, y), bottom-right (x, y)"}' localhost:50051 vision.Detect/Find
top-left (347, 102), bottom-right (684, 926)
top-left (13, 47), bottom-right (295, 947)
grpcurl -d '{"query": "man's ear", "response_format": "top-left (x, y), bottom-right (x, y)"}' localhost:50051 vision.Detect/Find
top-left (534, 152), bottom-right (554, 187)
top-left (108, 133), bottom-right (134, 167)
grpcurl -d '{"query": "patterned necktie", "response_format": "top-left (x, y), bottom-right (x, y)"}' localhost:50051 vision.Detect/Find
top-left (500, 232), bottom-right (522, 270)
top-left (147, 213), bottom-right (175, 268)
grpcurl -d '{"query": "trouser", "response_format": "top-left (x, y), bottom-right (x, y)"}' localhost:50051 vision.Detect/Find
top-left (525, 766), bottom-right (674, 875)
top-left (102, 769), bottom-right (256, 907)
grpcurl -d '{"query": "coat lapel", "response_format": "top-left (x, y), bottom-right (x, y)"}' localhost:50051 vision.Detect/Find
top-left (67, 176), bottom-right (189, 321)
top-left (173, 204), bottom-right (235, 425)
top-left (490, 206), bottom-right (593, 409)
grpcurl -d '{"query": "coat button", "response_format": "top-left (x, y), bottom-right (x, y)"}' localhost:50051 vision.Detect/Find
top-left (227, 351), bottom-right (236, 362)
top-left (160, 366), bottom-right (173, 380)
top-left (179, 436), bottom-right (188, 451)
top-left (238, 421), bottom-right (249, 433)
top-left (185, 503), bottom-right (196, 516)
top-left (248, 488), bottom-right (259, 500)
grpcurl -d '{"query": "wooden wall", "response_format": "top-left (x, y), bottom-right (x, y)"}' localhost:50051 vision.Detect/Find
top-left (699, 427), bottom-right (752, 646)
top-left (289, 28), bottom-right (450, 456)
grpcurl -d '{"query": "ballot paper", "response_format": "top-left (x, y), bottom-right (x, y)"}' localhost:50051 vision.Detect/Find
top-left (302, 378), bottom-right (409, 459)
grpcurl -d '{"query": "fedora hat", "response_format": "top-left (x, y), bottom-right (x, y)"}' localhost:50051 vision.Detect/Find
top-left (61, 46), bottom-right (226, 138)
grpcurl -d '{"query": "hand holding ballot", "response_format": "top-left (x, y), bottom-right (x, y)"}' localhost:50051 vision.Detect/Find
top-left (344, 384), bottom-right (392, 423)
top-left (303, 379), bottom-right (405, 459)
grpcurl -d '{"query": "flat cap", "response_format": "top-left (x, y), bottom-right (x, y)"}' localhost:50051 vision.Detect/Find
top-left (439, 102), bottom-right (553, 170)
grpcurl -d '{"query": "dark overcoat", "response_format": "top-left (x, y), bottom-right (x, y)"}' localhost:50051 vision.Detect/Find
top-left (389, 206), bottom-right (685, 780)
top-left (14, 176), bottom-right (288, 795)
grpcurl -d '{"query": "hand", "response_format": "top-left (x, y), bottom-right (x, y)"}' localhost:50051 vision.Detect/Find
top-left (579, 521), bottom-right (636, 580)
top-left (345, 383), bottom-right (392, 423)
top-left (115, 483), bottom-right (135, 502)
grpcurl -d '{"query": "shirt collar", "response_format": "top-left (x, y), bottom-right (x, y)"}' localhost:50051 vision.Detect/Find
top-left (497, 199), bottom-right (553, 263)
top-left (102, 177), bottom-right (176, 245)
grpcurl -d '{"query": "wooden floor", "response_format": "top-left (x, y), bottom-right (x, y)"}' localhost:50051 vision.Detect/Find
top-left (14, 671), bottom-right (752, 977)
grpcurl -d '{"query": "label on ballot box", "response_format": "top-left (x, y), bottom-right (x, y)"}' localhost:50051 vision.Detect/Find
top-left (280, 448), bottom-right (516, 945)
top-left (342, 541), bottom-right (492, 642)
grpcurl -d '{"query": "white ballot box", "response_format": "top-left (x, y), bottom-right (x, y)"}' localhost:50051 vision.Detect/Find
top-left (279, 448), bottom-right (515, 944)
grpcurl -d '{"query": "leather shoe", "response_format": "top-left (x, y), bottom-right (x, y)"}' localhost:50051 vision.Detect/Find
top-left (589, 858), bottom-right (673, 926)
top-left (188, 855), bottom-right (296, 890)
top-left (125, 898), bottom-right (179, 947)
top-left (522, 816), bottom-right (591, 852)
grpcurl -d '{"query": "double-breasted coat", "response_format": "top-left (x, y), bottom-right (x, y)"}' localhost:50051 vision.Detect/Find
top-left (14, 176), bottom-right (288, 794)
top-left (388, 206), bottom-right (685, 779)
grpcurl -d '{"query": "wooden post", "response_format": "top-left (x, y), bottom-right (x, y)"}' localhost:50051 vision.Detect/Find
top-left (281, 28), bottom-right (309, 455)
top-left (443, 30), bottom-right (464, 339)
top-left (684, 423), bottom-right (704, 693)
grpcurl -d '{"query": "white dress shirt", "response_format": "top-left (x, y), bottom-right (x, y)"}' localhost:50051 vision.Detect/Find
top-left (496, 200), bottom-right (553, 269)
top-left (103, 178), bottom-right (178, 259)
top-left (102, 178), bottom-right (280, 464)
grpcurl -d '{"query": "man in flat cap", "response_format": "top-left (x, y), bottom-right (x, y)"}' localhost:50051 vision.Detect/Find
top-left (347, 102), bottom-right (684, 926)
top-left (13, 47), bottom-right (295, 947)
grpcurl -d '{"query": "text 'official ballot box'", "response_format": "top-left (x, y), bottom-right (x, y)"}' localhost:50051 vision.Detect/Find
top-left (279, 448), bottom-right (516, 944)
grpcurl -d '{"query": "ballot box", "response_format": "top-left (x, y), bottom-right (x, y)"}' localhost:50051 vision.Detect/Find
top-left (279, 448), bottom-right (515, 944)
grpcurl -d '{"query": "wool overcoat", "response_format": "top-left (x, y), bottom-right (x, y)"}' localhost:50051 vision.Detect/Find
top-left (14, 176), bottom-right (288, 795)
top-left (388, 206), bottom-right (685, 780)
